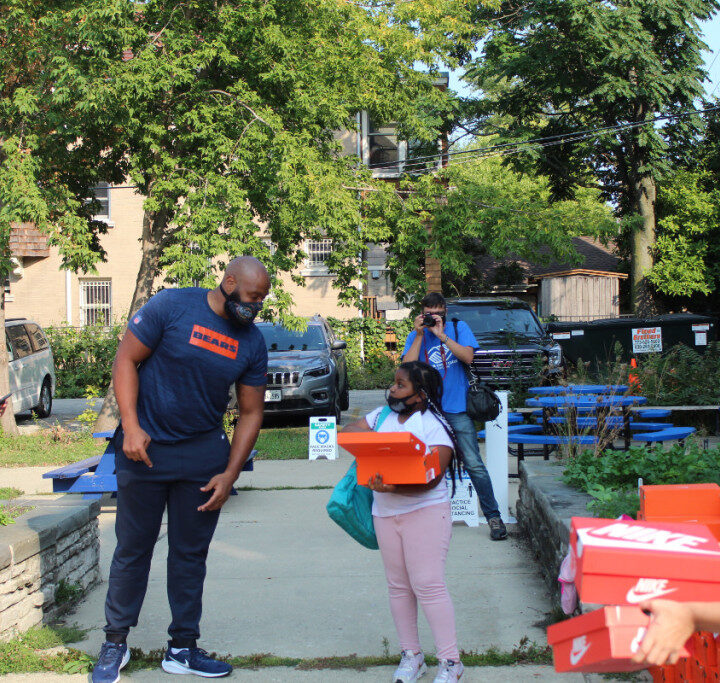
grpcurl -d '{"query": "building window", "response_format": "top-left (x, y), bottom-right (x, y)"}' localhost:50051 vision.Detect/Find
top-left (305, 239), bottom-right (334, 268)
top-left (89, 182), bottom-right (111, 220)
top-left (80, 279), bottom-right (112, 326)
top-left (3, 276), bottom-right (9, 297)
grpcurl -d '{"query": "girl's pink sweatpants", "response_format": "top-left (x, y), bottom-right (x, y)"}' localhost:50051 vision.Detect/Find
top-left (373, 501), bottom-right (459, 660)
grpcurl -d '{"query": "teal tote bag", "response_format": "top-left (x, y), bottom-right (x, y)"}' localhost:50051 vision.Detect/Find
top-left (326, 406), bottom-right (392, 549)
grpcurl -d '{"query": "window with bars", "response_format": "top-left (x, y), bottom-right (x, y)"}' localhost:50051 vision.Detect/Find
top-left (305, 239), bottom-right (334, 268)
top-left (80, 279), bottom-right (112, 326)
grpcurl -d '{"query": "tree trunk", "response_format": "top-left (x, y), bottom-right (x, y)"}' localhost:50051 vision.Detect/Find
top-left (0, 285), bottom-right (19, 435)
top-left (92, 209), bottom-right (168, 433)
top-left (631, 174), bottom-right (658, 316)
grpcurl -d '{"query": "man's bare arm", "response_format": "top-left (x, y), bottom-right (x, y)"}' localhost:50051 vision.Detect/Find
top-left (113, 330), bottom-right (154, 467)
top-left (199, 382), bottom-right (265, 512)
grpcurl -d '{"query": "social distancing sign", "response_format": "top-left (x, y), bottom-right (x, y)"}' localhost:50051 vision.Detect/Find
top-left (308, 416), bottom-right (338, 460)
top-left (446, 469), bottom-right (480, 527)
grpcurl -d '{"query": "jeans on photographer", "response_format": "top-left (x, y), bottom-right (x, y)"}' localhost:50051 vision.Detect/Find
top-left (444, 411), bottom-right (500, 521)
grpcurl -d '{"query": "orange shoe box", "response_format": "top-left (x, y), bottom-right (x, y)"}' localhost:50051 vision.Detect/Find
top-left (337, 432), bottom-right (440, 485)
top-left (547, 606), bottom-right (690, 673)
top-left (570, 517), bottom-right (720, 605)
top-left (639, 484), bottom-right (720, 541)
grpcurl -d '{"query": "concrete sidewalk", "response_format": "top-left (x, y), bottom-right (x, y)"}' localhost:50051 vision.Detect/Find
top-left (3, 390), bottom-right (588, 680)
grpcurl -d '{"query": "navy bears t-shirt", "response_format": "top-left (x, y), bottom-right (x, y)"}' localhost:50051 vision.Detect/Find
top-left (127, 288), bottom-right (268, 443)
top-left (402, 320), bottom-right (479, 414)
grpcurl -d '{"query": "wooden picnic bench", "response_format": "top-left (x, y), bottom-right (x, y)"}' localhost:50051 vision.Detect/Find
top-left (44, 431), bottom-right (255, 500)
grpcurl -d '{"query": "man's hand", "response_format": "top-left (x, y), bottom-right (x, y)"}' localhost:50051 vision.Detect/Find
top-left (198, 472), bottom-right (236, 512)
top-left (631, 600), bottom-right (695, 667)
top-left (413, 314), bottom-right (425, 333)
top-left (367, 473), bottom-right (397, 493)
top-left (427, 314), bottom-right (445, 339)
top-left (122, 426), bottom-right (153, 468)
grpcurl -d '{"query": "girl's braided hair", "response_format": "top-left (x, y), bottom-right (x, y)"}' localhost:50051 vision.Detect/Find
top-left (397, 360), bottom-right (462, 495)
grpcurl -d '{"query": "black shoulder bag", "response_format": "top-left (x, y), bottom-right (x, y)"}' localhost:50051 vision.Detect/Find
top-left (452, 319), bottom-right (502, 423)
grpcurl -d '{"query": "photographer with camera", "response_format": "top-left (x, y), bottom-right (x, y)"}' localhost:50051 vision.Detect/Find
top-left (403, 293), bottom-right (507, 541)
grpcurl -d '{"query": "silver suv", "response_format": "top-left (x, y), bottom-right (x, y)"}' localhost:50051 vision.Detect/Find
top-left (229, 317), bottom-right (349, 420)
top-left (5, 318), bottom-right (56, 416)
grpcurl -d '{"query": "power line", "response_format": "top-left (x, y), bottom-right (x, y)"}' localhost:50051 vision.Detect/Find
top-left (369, 104), bottom-right (720, 172)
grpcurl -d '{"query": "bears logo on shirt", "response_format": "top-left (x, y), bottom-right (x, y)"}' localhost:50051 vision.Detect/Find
top-left (189, 325), bottom-right (238, 359)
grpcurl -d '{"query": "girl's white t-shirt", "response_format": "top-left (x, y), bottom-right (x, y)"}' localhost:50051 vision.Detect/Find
top-left (364, 407), bottom-right (454, 517)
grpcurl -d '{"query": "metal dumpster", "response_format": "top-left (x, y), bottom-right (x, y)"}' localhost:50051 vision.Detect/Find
top-left (546, 314), bottom-right (717, 365)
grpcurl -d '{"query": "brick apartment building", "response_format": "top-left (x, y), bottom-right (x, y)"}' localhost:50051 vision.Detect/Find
top-left (5, 97), bottom-right (449, 327)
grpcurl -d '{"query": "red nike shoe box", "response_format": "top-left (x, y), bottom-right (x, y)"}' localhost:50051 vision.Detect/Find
top-left (570, 517), bottom-right (720, 605)
top-left (338, 432), bottom-right (440, 485)
top-left (639, 484), bottom-right (720, 541)
top-left (547, 606), bottom-right (691, 673)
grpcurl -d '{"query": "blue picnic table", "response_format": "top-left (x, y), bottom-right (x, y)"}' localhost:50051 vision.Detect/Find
top-left (44, 431), bottom-right (255, 500)
top-left (527, 384), bottom-right (629, 396)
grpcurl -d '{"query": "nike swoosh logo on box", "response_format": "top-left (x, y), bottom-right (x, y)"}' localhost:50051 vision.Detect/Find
top-left (569, 644), bottom-right (591, 666)
top-left (626, 587), bottom-right (677, 603)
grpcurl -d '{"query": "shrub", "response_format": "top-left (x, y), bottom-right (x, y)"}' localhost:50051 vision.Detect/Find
top-left (567, 341), bottom-right (720, 406)
top-left (563, 441), bottom-right (720, 518)
top-left (45, 325), bottom-right (122, 398)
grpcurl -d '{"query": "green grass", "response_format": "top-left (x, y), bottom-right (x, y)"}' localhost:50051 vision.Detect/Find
top-left (0, 487), bottom-right (22, 499)
top-left (253, 426), bottom-right (308, 460)
top-left (0, 625), bottom-right (92, 675)
top-left (0, 426), bottom-right (308, 467)
top-left (0, 628), bottom-right (550, 675)
top-left (0, 431), bottom-right (99, 467)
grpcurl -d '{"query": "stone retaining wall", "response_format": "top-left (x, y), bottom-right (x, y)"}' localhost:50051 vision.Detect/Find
top-left (516, 459), bottom-right (593, 601)
top-left (0, 497), bottom-right (101, 640)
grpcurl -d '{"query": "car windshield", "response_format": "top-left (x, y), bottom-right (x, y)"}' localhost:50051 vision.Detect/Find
top-left (448, 304), bottom-right (544, 337)
top-left (258, 324), bottom-right (326, 351)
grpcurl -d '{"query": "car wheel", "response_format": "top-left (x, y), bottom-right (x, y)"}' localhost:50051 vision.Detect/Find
top-left (33, 378), bottom-right (52, 418)
top-left (339, 373), bottom-right (350, 411)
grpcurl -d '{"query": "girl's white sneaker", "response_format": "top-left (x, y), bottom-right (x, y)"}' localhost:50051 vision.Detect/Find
top-left (393, 650), bottom-right (427, 682)
top-left (433, 659), bottom-right (464, 682)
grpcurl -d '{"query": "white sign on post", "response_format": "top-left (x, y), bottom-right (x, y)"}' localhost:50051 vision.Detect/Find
top-left (308, 416), bottom-right (338, 460)
top-left (446, 469), bottom-right (480, 527)
top-left (484, 390), bottom-right (515, 524)
top-left (632, 327), bottom-right (662, 354)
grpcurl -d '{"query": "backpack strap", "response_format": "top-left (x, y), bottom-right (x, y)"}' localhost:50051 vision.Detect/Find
top-left (373, 405), bottom-right (392, 431)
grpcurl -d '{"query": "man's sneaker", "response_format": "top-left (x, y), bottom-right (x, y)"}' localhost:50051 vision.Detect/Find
top-left (392, 649), bottom-right (427, 682)
top-left (162, 646), bottom-right (232, 678)
top-left (92, 641), bottom-right (130, 683)
top-left (433, 659), bottom-right (464, 682)
top-left (488, 516), bottom-right (508, 541)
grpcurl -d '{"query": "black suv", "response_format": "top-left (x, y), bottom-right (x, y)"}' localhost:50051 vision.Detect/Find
top-left (228, 317), bottom-right (350, 420)
top-left (445, 297), bottom-right (563, 388)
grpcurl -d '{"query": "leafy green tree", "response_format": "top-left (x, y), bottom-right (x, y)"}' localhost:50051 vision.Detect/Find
top-left (364, 154), bottom-right (617, 303)
top-left (463, 0), bottom-right (718, 314)
top-left (0, 2), bottom-right (128, 432)
top-left (0, 1), bottom-right (477, 426)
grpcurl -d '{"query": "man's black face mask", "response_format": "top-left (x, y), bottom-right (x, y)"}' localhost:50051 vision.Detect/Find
top-left (220, 284), bottom-right (263, 327)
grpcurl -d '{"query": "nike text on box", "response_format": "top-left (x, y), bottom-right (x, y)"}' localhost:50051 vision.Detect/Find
top-left (547, 606), bottom-right (691, 673)
top-left (570, 517), bottom-right (720, 605)
top-left (639, 483), bottom-right (720, 542)
top-left (337, 432), bottom-right (440, 485)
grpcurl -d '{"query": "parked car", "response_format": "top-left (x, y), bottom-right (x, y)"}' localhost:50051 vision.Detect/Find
top-left (445, 297), bottom-right (563, 389)
top-left (4, 318), bottom-right (56, 417)
top-left (228, 316), bottom-right (350, 420)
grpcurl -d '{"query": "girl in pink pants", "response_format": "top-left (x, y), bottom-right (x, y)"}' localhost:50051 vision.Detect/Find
top-left (343, 361), bottom-right (463, 683)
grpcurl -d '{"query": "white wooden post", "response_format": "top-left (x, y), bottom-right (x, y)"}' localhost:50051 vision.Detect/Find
top-left (484, 391), bottom-right (515, 523)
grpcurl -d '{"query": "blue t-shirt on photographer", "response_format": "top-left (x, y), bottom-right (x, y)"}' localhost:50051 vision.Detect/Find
top-left (402, 319), bottom-right (479, 414)
top-left (127, 287), bottom-right (268, 443)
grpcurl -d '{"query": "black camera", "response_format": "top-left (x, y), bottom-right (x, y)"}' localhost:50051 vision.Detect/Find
top-left (422, 313), bottom-right (436, 327)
